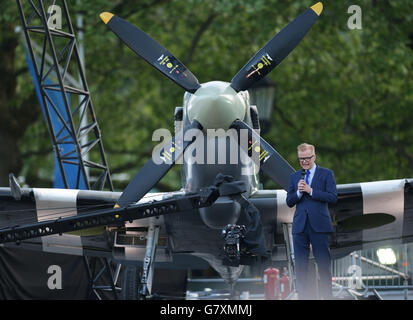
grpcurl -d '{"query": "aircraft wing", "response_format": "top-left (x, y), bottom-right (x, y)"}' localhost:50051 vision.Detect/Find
top-left (2, 178), bottom-right (413, 263)
top-left (0, 187), bottom-right (170, 259)
top-left (330, 178), bottom-right (413, 256)
top-left (255, 178), bottom-right (413, 260)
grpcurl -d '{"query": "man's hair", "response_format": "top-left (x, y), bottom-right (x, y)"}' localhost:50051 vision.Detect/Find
top-left (297, 143), bottom-right (315, 153)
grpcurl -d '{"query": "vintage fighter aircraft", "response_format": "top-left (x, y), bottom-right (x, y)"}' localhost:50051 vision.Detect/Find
top-left (1, 2), bottom-right (413, 299)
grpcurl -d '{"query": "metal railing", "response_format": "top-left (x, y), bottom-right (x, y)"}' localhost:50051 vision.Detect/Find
top-left (332, 244), bottom-right (412, 299)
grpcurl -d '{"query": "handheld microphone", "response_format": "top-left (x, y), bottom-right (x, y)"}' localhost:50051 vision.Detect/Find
top-left (300, 169), bottom-right (307, 194)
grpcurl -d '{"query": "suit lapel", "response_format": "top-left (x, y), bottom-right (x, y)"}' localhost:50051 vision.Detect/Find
top-left (311, 164), bottom-right (320, 187)
top-left (296, 171), bottom-right (302, 189)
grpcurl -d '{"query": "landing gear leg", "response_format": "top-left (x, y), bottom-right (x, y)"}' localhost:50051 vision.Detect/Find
top-left (139, 223), bottom-right (160, 299)
top-left (229, 281), bottom-right (237, 299)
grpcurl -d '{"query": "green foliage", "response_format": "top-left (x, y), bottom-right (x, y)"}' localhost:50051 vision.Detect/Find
top-left (1, 0), bottom-right (412, 190)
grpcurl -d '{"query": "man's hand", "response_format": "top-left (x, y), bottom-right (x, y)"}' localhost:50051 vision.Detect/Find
top-left (298, 179), bottom-right (312, 194)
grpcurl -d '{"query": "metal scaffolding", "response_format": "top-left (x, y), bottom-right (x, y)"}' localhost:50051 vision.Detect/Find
top-left (17, 0), bottom-right (113, 191)
top-left (16, 0), bottom-right (117, 299)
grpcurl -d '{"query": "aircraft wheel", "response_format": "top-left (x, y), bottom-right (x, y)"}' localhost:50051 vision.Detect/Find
top-left (122, 265), bottom-right (142, 300)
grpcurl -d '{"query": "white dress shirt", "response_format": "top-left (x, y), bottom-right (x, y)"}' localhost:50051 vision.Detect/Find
top-left (297, 163), bottom-right (317, 198)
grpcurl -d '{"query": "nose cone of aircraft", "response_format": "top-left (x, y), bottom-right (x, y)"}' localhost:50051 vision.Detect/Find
top-left (187, 81), bottom-right (246, 130)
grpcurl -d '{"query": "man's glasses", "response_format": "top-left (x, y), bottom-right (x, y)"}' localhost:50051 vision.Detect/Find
top-left (298, 155), bottom-right (315, 162)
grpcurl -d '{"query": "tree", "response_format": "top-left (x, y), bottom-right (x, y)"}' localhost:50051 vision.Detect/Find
top-left (0, 3), bottom-right (40, 186)
top-left (1, 0), bottom-right (412, 191)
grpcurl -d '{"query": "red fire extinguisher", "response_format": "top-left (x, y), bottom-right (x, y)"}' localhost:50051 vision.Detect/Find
top-left (280, 267), bottom-right (290, 300)
top-left (263, 267), bottom-right (280, 300)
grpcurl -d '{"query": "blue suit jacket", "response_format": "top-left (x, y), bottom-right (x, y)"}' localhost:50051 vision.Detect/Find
top-left (286, 165), bottom-right (337, 234)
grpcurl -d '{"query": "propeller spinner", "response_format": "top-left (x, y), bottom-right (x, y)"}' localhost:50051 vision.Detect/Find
top-left (186, 81), bottom-right (246, 130)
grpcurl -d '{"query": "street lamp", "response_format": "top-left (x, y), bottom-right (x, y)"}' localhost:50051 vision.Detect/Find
top-left (248, 77), bottom-right (276, 134)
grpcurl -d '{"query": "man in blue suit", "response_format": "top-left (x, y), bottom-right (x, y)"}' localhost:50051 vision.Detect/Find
top-left (286, 143), bottom-right (337, 300)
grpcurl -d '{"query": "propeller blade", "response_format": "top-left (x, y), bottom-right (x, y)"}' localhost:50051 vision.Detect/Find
top-left (116, 121), bottom-right (203, 207)
top-left (230, 2), bottom-right (323, 92)
top-left (100, 12), bottom-right (201, 93)
top-left (230, 120), bottom-right (294, 190)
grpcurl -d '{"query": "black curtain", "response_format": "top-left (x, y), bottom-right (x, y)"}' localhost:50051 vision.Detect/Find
top-left (0, 247), bottom-right (90, 299)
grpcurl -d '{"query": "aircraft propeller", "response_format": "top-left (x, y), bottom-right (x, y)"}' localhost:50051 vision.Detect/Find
top-left (115, 120), bottom-right (203, 207)
top-left (100, 3), bottom-right (323, 207)
top-left (99, 12), bottom-right (201, 93)
top-left (230, 120), bottom-right (295, 191)
top-left (230, 2), bottom-right (323, 92)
